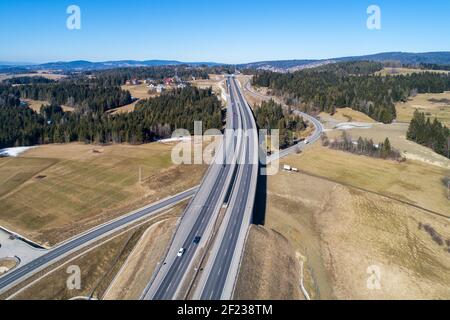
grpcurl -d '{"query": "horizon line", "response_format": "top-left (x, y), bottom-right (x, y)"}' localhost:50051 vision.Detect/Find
top-left (2, 50), bottom-right (450, 66)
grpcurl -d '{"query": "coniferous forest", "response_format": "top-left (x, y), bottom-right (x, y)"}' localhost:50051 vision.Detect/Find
top-left (407, 110), bottom-right (450, 158)
top-left (252, 62), bottom-right (450, 124)
top-left (0, 72), bottom-right (223, 148)
top-left (88, 66), bottom-right (210, 86)
top-left (255, 99), bottom-right (307, 149)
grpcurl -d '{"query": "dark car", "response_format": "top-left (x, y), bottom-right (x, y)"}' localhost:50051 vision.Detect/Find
top-left (193, 236), bottom-right (202, 244)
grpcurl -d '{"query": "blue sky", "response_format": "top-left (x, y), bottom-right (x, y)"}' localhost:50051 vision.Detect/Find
top-left (0, 0), bottom-right (449, 64)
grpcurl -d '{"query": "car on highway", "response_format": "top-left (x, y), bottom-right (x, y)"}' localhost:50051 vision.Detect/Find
top-left (177, 248), bottom-right (185, 257)
top-left (193, 236), bottom-right (202, 244)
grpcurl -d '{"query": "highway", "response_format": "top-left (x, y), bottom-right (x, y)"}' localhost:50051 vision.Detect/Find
top-left (194, 76), bottom-right (259, 300)
top-left (192, 76), bottom-right (323, 300)
top-left (99, 74), bottom-right (320, 301)
top-left (142, 76), bottom-right (245, 300)
top-left (0, 188), bottom-right (197, 295)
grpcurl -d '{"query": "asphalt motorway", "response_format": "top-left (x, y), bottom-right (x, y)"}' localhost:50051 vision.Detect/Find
top-left (149, 159), bottom-right (234, 300)
top-left (197, 76), bottom-right (258, 300)
top-left (142, 77), bottom-right (244, 300)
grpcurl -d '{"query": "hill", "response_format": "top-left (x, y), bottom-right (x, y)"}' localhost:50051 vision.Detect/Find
top-left (0, 60), bottom-right (221, 73)
top-left (2, 52), bottom-right (450, 73)
top-left (240, 52), bottom-right (450, 72)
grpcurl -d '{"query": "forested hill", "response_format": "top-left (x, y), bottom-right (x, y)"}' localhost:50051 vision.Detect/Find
top-left (16, 82), bottom-right (133, 113)
top-left (252, 62), bottom-right (450, 123)
top-left (0, 86), bottom-right (223, 148)
top-left (335, 52), bottom-right (450, 65)
top-left (313, 61), bottom-right (384, 75)
top-left (89, 66), bottom-right (210, 86)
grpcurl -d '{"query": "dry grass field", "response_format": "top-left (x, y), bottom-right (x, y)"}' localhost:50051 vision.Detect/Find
top-left (0, 72), bottom-right (66, 82)
top-left (0, 157), bottom-right (57, 198)
top-left (326, 123), bottom-right (450, 169)
top-left (237, 146), bottom-right (450, 300)
top-left (103, 216), bottom-right (178, 300)
top-left (264, 170), bottom-right (450, 300)
top-left (191, 74), bottom-right (226, 103)
top-left (319, 108), bottom-right (376, 124)
top-left (21, 99), bottom-right (74, 113)
top-left (7, 204), bottom-right (185, 300)
top-left (110, 84), bottom-right (158, 114)
top-left (234, 225), bottom-right (304, 300)
top-left (0, 258), bottom-right (18, 275)
top-left (21, 99), bottom-right (48, 113)
top-left (396, 92), bottom-right (450, 127)
top-left (0, 143), bottom-right (206, 246)
top-left (282, 145), bottom-right (449, 215)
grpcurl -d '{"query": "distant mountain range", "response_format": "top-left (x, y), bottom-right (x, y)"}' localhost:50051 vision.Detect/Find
top-left (1, 52), bottom-right (450, 73)
top-left (0, 60), bottom-right (221, 73)
top-left (239, 52), bottom-right (450, 72)
top-left (336, 51), bottom-right (450, 65)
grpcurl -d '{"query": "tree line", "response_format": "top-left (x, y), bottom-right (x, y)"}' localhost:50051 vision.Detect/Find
top-left (252, 62), bottom-right (450, 123)
top-left (322, 132), bottom-right (403, 161)
top-left (315, 61), bottom-right (384, 76)
top-left (254, 99), bottom-right (307, 149)
top-left (0, 87), bottom-right (223, 148)
top-left (86, 66), bottom-right (211, 86)
top-left (12, 82), bottom-right (133, 113)
top-left (0, 85), bottom-right (21, 108)
top-left (1, 76), bottom-right (56, 85)
top-left (407, 110), bottom-right (450, 158)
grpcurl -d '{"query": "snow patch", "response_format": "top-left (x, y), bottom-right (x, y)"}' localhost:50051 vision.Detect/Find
top-left (335, 122), bottom-right (373, 130)
top-left (0, 146), bottom-right (36, 157)
top-left (0, 266), bottom-right (9, 273)
top-left (158, 137), bottom-right (192, 143)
